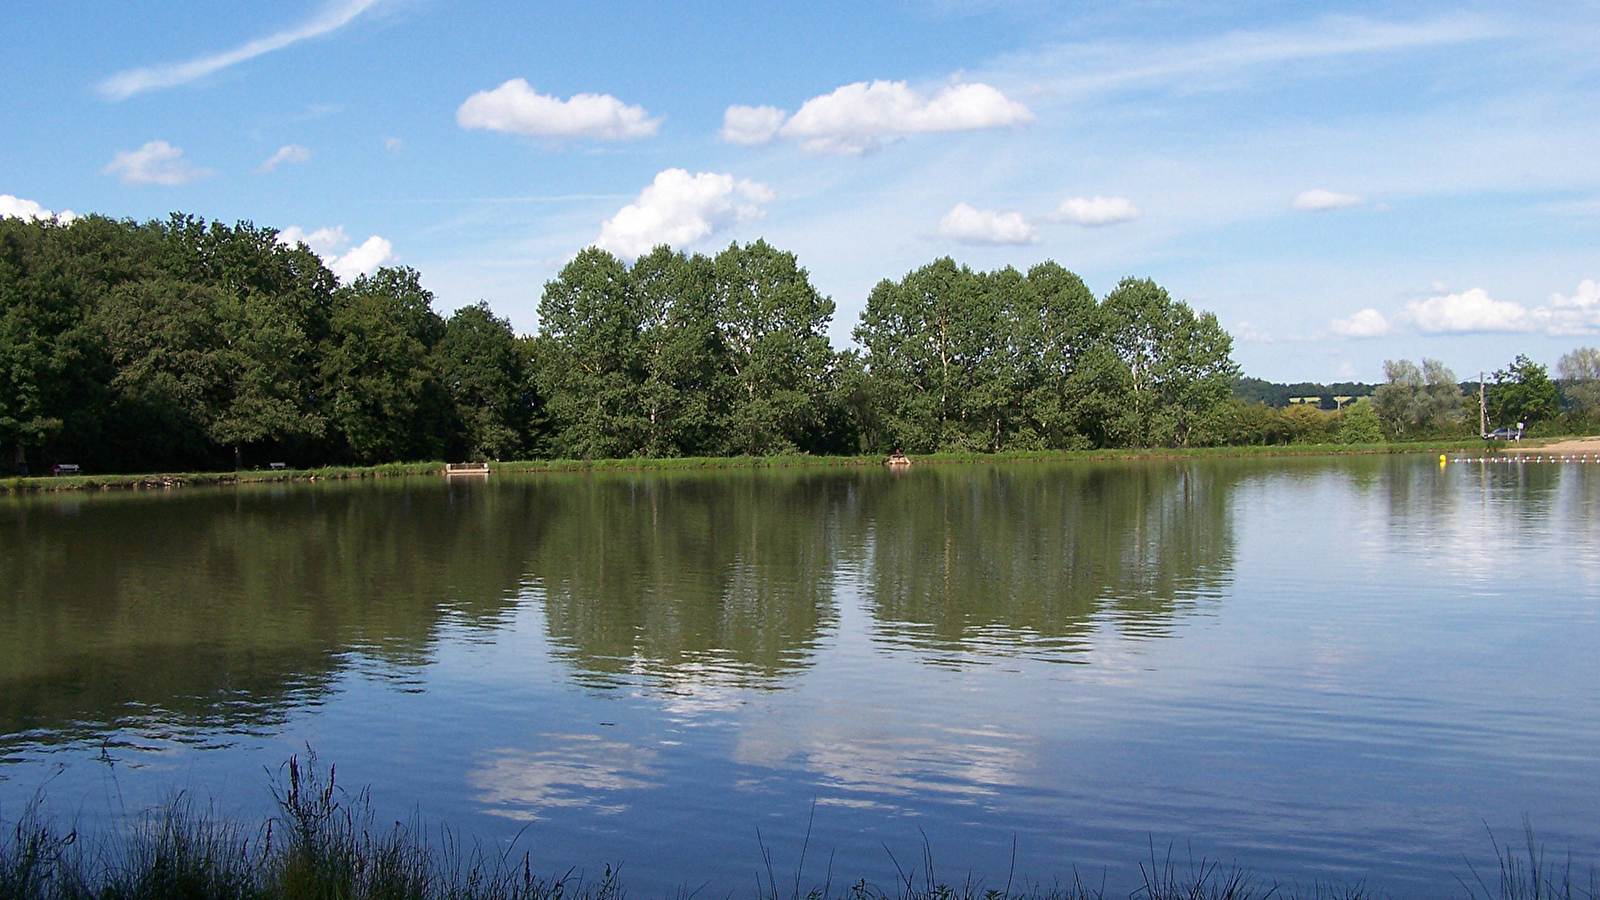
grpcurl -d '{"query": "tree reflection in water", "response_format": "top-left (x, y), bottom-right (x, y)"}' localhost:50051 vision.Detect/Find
top-left (0, 478), bottom-right (539, 749)
top-left (532, 462), bottom-right (1238, 682)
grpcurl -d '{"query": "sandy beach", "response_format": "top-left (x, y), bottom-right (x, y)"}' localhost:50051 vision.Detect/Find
top-left (1513, 435), bottom-right (1600, 454)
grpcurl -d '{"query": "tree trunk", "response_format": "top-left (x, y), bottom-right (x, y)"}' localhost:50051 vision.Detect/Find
top-left (234, 443), bottom-right (243, 471)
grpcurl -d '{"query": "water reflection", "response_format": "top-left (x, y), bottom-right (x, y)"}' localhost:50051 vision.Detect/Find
top-left (854, 462), bottom-right (1237, 662)
top-left (527, 472), bottom-right (846, 687)
top-left (4, 457), bottom-right (1596, 899)
top-left (0, 479), bottom-right (535, 749)
top-left (1, 463), bottom-right (1247, 751)
top-left (1366, 459), bottom-right (1600, 582)
top-left (734, 719), bottom-right (1032, 807)
top-left (471, 736), bottom-right (659, 820)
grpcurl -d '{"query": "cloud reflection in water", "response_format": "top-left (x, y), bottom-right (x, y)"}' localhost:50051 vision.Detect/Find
top-left (471, 735), bottom-right (659, 820)
top-left (734, 720), bottom-right (1033, 809)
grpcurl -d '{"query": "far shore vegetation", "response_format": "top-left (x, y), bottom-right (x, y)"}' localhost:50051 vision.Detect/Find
top-left (0, 438), bottom-right (1564, 495)
top-left (2, 756), bottom-right (1593, 900)
top-left (5, 212), bottom-right (1599, 482)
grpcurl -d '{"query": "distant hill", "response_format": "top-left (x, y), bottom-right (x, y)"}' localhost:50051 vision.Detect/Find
top-left (1232, 377), bottom-right (1377, 410)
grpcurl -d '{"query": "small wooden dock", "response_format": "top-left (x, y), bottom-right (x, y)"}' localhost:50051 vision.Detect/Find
top-left (444, 462), bottom-right (491, 477)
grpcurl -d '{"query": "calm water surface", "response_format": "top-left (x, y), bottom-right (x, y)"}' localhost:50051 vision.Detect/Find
top-left (2, 457), bottom-right (1597, 896)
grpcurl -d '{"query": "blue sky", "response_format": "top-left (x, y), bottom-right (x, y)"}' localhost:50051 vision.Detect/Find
top-left (3, 0), bottom-right (1598, 382)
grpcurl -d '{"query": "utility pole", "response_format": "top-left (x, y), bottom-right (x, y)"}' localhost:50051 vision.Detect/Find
top-left (1479, 372), bottom-right (1488, 437)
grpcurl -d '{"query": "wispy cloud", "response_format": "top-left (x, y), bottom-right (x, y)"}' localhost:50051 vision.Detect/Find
top-left (257, 144), bottom-right (312, 173)
top-left (98, 0), bottom-right (385, 100)
top-left (995, 14), bottom-right (1502, 100)
top-left (102, 141), bottom-right (214, 186)
top-left (1327, 308), bottom-right (1390, 338)
top-left (1293, 189), bottom-right (1364, 210)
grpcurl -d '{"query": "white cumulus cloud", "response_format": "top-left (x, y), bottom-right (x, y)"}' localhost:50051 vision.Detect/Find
top-left (330, 235), bottom-right (396, 283)
top-left (1381, 280), bottom-right (1600, 337)
top-left (938, 203), bottom-right (1036, 245)
top-left (1050, 195), bottom-right (1141, 226)
top-left (1293, 189), bottom-right (1364, 211)
top-left (728, 80), bottom-right (1032, 154)
top-left (457, 79), bottom-right (661, 140)
top-left (1328, 308), bottom-right (1390, 338)
top-left (720, 105), bottom-right (787, 146)
top-left (102, 141), bottom-right (214, 186)
top-left (98, 0), bottom-right (385, 100)
top-left (1541, 279), bottom-right (1600, 335)
top-left (596, 169), bottom-right (774, 259)
top-left (1402, 288), bottom-right (1530, 333)
top-left (278, 225), bottom-right (350, 256)
top-left (1549, 279), bottom-right (1600, 310)
top-left (278, 225), bottom-right (395, 283)
top-left (257, 144), bottom-right (312, 172)
top-left (0, 194), bottom-right (76, 223)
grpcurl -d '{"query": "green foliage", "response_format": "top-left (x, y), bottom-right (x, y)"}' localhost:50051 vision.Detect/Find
top-left (9, 207), bottom-right (1464, 471)
top-left (1558, 347), bottom-right (1600, 427)
top-left (1335, 398), bottom-right (1385, 444)
top-left (855, 264), bottom-right (1234, 452)
top-left (1489, 354), bottom-right (1560, 429)
top-left (854, 257), bottom-right (997, 452)
top-left (535, 247), bottom-right (651, 459)
top-left (0, 217), bottom-right (106, 474)
top-left (1231, 377), bottom-right (1376, 409)
top-left (534, 242), bottom-right (845, 459)
top-left (707, 240), bottom-right (840, 455)
top-left (1102, 277), bottom-right (1239, 447)
top-left (1218, 400), bottom-right (1346, 445)
top-left (324, 267), bottom-right (449, 464)
top-left (436, 302), bottom-right (533, 461)
top-left (0, 214), bottom-right (540, 472)
top-left (1371, 358), bottom-right (1466, 438)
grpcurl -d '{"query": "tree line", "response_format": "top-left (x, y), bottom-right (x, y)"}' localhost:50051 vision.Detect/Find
top-left (10, 211), bottom-right (1595, 473)
top-left (1225, 352), bottom-right (1600, 446)
top-left (3, 212), bottom-right (1243, 474)
top-left (2, 213), bottom-right (532, 474)
top-left (1365, 353), bottom-right (1599, 439)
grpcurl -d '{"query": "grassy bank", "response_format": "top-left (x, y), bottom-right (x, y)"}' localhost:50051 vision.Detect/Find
top-left (2, 759), bottom-right (1592, 900)
top-left (0, 438), bottom-right (1555, 495)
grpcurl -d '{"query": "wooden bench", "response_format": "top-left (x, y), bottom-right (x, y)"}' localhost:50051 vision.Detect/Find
top-left (52, 463), bottom-right (81, 476)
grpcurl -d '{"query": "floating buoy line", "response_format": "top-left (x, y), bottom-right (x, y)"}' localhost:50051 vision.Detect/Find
top-left (1445, 455), bottom-right (1600, 464)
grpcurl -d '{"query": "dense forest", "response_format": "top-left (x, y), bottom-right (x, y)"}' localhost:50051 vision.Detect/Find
top-left (3, 212), bottom-right (1596, 475)
top-left (1, 213), bottom-right (1238, 473)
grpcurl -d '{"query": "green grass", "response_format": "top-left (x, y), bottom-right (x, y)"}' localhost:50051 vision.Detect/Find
top-left (2, 758), bottom-right (1593, 900)
top-left (1, 436), bottom-right (1578, 495)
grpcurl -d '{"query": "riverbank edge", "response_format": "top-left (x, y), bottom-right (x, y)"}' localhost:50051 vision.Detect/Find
top-left (0, 438), bottom-right (1564, 494)
top-left (3, 768), bottom-right (1592, 900)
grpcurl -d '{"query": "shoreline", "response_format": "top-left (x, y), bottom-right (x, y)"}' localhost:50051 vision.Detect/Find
top-left (0, 437), bottom-right (1581, 495)
top-left (1509, 435), bottom-right (1600, 454)
top-left (1, 772), bottom-right (1591, 900)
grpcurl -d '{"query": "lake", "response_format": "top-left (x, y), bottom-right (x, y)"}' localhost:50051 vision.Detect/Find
top-left (2, 456), bottom-right (1597, 897)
